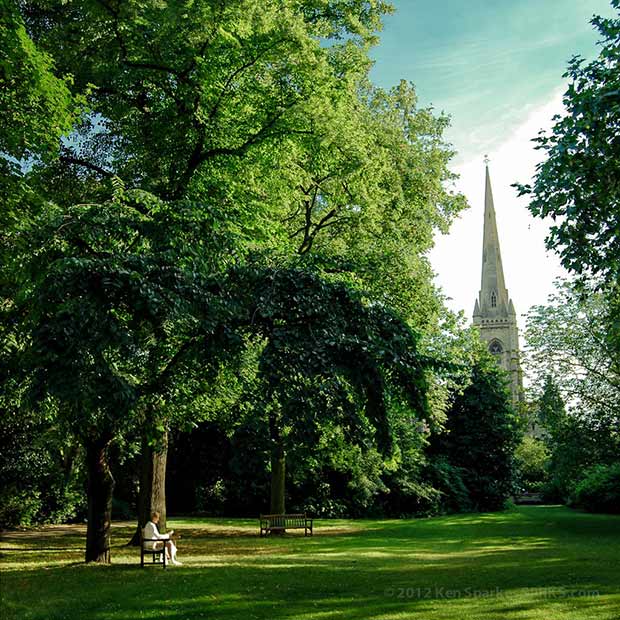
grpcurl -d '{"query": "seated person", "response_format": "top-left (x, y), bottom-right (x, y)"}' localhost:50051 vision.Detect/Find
top-left (143, 511), bottom-right (182, 565)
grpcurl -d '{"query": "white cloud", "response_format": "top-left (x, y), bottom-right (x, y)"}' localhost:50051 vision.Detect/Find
top-left (430, 89), bottom-right (568, 333)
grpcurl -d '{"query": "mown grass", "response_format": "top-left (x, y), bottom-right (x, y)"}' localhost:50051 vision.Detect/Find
top-left (1, 506), bottom-right (619, 619)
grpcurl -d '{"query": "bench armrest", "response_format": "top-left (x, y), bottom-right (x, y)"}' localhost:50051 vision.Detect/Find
top-left (141, 538), bottom-right (166, 548)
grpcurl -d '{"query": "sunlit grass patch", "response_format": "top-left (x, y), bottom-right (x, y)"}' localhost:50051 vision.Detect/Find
top-left (1, 506), bottom-right (619, 620)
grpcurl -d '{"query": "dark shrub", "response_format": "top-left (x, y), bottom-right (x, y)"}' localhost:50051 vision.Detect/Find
top-left (570, 463), bottom-right (620, 514)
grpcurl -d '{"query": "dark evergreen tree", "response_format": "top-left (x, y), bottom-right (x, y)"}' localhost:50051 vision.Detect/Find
top-left (431, 353), bottom-right (521, 512)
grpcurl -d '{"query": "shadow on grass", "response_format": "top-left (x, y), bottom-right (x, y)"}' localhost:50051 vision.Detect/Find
top-left (2, 506), bottom-right (619, 620)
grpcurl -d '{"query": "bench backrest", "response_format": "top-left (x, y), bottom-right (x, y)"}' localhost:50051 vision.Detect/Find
top-left (261, 513), bottom-right (307, 527)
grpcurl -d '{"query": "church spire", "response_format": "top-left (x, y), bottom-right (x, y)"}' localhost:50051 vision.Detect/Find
top-left (474, 164), bottom-right (514, 317)
top-left (472, 159), bottom-right (523, 408)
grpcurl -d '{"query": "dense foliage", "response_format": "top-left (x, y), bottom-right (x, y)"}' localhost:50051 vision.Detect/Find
top-left (515, 0), bottom-right (620, 288)
top-left (524, 282), bottom-right (620, 505)
top-left (429, 351), bottom-right (521, 512)
top-left (570, 463), bottom-right (620, 514)
top-left (518, 1), bottom-right (620, 515)
top-left (514, 436), bottom-right (549, 494)
top-left (2, 0), bottom-right (526, 563)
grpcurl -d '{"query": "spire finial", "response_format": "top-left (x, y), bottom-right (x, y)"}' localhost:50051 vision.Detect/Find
top-left (484, 154), bottom-right (490, 166)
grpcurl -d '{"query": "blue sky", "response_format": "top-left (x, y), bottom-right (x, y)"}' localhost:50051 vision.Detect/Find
top-left (370, 0), bottom-right (614, 162)
top-left (367, 1), bottom-right (615, 336)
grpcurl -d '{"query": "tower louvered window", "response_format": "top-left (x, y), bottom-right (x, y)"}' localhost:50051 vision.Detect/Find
top-left (489, 340), bottom-right (503, 355)
top-left (491, 292), bottom-right (497, 307)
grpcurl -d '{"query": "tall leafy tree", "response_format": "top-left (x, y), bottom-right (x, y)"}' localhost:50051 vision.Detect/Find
top-left (9, 0), bottom-right (400, 546)
top-left (12, 189), bottom-right (244, 562)
top-left (525, 280), bottom-right (620, 423)
top-left (515, 1), bottom-right (620, 287)
top-left (6, 0), bottom-right (470, 541)
top-left (0, 3), bottom-right (85, 530)
top-left (226, 265), bottom-right (432, 513)
top-left (515, 1), bottom-right (620, 401)
top-left (430, 351), bottom-right (521, 512)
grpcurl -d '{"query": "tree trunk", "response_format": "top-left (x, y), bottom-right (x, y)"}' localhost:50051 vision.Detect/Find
top-left (129, 430), bottom-right (168, 546)
top-left (270, 441), bottom-right (286, 515)
top-left (85, 438), bottom-right (114, 563)
top-left (268, 410), bottom-right (286, 516)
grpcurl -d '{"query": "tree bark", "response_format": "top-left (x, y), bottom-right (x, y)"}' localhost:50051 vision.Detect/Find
top-left (129, 430), bottom-right (168, 546)
top-left (268, 409), bottom-right (286, 517)
top-left (270, 441), bottom-right (286, 515)
top-left (85, 437), bottom-right (114, 563)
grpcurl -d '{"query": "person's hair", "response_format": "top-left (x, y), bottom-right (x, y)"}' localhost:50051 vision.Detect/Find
top-left (151, 511), bottom-right (160, 520)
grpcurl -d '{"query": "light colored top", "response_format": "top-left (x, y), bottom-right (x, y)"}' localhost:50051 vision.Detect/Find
top-left (143, 521), bottom-right (169, 550)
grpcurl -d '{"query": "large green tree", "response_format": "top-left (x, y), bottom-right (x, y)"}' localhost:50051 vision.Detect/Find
top-left (11, 189), bottom-right (244, 561)
top-left (5, 0), bottom-right (471, 545)
top-left (515, 1), bottom-right (620, 413)
top-left (515, 0), bottom-right (620, 287)
top-left (525, 280), bottom-right (620, 423)
top-left (226, 265), bottom-right (432, 513)
top-left (430, 351), bottom-right (521, 512)
top-left (6, 0), bottom-right (397, 550)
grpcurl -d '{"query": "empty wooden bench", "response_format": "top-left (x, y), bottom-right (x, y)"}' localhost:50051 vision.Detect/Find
top-left (140, 531), bottom-right (167, 568)
top-left (259, 513), bottom-right (313, 537)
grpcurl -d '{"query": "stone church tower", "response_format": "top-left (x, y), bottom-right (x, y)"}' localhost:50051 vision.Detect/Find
top-left (473, 164), bottom-right (523, 405)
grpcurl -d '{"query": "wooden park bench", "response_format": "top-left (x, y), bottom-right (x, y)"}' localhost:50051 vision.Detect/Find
top-left (140, 530), bottom-right (167, 569)
top-left (515, 491), bottom-right (543, 505)
top-left (259, 513), bottom-right (313, 537)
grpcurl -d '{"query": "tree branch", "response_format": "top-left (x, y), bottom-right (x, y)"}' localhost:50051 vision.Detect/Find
top-left (59, 155), bottom-right (114, 178)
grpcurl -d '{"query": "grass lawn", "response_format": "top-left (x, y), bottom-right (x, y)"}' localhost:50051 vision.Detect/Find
top-left (1, 505), bottom-right (619, 619)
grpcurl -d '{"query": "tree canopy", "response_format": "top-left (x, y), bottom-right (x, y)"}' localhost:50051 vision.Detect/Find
top-left (524, 280), bottom-right (620, 423)
top-left (515, 1), bottom-right (620, 287)
top-left (429, 349), bottom-right (521, 512)
top-left (2, 0), bottom-right (529, 564)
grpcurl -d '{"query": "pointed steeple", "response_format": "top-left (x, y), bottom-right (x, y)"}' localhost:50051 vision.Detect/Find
top-left (472, 159), bottom-right (523, 408)
top-left (474, 164), bottom-right (515, 318)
